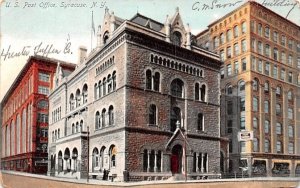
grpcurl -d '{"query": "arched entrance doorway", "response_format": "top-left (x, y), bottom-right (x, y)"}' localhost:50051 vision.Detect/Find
top-left (171, 144), bottom-right (183, 174)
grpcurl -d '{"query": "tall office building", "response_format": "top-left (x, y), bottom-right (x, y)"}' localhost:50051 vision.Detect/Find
top-left (197, 1), bottom-right (300, 177)
top-left (1, 56), bottom-right (75, 174)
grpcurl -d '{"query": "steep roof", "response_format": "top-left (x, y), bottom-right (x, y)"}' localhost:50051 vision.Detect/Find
top-left (130, 13), bottom-right (164, 32)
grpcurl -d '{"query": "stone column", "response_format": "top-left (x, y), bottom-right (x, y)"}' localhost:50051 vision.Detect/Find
top-left (154, 151), bottom-right (158, 172)
top-left (147, 150), bottom-right (150, 172)
top-left (201, 153), bottom-right (204, 173)
top-left (196, 153), bottom-right (199, 172)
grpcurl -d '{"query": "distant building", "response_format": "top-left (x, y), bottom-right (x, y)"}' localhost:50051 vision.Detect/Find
top-left (1, 56), bottom-right (75, 174)
top-left (197, 1), bottom-right (300, 177)
top-left (47, 8), bottom-right (222, 181)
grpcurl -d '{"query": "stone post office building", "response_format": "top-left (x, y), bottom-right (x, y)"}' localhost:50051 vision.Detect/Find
top-left (47, 8), bottom-right (222, 181)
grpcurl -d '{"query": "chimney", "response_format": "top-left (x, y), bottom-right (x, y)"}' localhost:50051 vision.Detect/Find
top-left (78, 46), bottom-right (87, 64)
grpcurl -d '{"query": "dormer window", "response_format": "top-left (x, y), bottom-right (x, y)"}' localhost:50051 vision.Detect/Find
top-left (172, 31), bottom-right (182, 46)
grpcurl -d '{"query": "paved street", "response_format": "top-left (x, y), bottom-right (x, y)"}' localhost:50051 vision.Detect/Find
top-left (1, 171), bottom-right (299, 188)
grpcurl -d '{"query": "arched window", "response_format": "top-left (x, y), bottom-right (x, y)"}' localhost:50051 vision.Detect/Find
top-left (276, 141), bottom-right (282, 153)
top-left (64, 148), bottom-right (71, 172)
top-left (100, 147), bottom-right (106, 171)
top-left (146, 70), bottom-right (152, 90)
top-left (107, 74), bottom-right (112, 93)
top-left (171, 79), bottom-right (184, 98)
top-left (153, 72), bottom-right (160, 91)
top-left (94, 83), bottom-right (98, 100)
top-left (149, 104), bottom-right (157, 125)
top-left (16, 114), bottom-right (20, 154)
top-left (276, 86), bottom-right (282, 96)
top-left (69, 93), bottom-right (74, 110)
top-left (288, 125), bottom-right (294, 138)
top-left (98, 81), bottom-right (102, 98)
top-left (197, 113), bottom-right (204, 131)
top-left (109, 145), bottom-right (117, 168)
top-left (200, 84), bottom-right (206, 102)
top-left (108, 105), bottom-right (114, 125)
top-left (72, 123), bottom-right (75, 134)
top-left (82, 84), bottom-right (88, 104)
top-left (80, 120), bottom-right (83, 132)
top-left (72, 148), bottom-right (78, 172)
top-left (95, 111), bottom-right (100, 129)
top-left (102, 109), bottom-right (106, 127)
top-left (276, 103), bottom-right (281, 115)
top-left (241, 21), bottom-right (246, 34)
top-left (238, 80), bottom-right (245, 93)
top-left (103, 32), bottom-right (109, 45)
top-left (58, 151), bottom-right (63, 172)
top-left (226, 84), bottom-right (233, 95)
top-left (172, 31), bottom-right (182, 46)
top-left (76, 89), bottom-right (81, 107)
top-left (195, 83), bottom-right (200, 100)
top-left (76, 122), bottom-right (79, 133)
top-left (103, 78), bottom-right (106, 96)
top-left (143, 149), bottom-right (148, 172)
top-left (92, 148), bottom-right (99, 172)
top-left (112, 71), bottom-right (116, 91)
top-left (170, 107), bottom-right (181, 132)
top-left (233, 25), bottom-right (239, 38)
top-left (220, 33), bottom-right (225, 44)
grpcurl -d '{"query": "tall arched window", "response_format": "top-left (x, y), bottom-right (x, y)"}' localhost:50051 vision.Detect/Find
top-left (264, 81), bottom-right (269, 92)
top-left (16, 114), bottom-right (20, 154)
top-left (264, 120), bottom-right (269, 134)
top-left (70, 93), bottom-right (74, 110)
top-left (226, 84), bottom-right (233, 95)
top-left (197, 113), bottom-right (204, 131)
top-left (170, 79), bottom-right (184, 98)
top-left (153, 72), bottom-right (160, 91)
top-left (109, 145), bottom-right (117, 168)
top-left (92, 148), bottom-right (99, 172)
top-left (143, 149), bottom-right (148, 172)
top-left (72, 123), bottom-right (75, 134)
top-left (253, 97), bottom-right (258, 111)
top-left (98, 81), bottom-right (102, 98)
top-left (103, 78), bottom-right (106, 96)
top-left (112, 71), bottom-right (116, 91)
top-left (264, 100), bottom-right (269, 113)
top-left (288, 90), bottom-right (293, 100)
top-left (103, 32), bottom-right (109, 45)
top-left (172, 31), bottom-right (182, 46)
top-left (82, 84), bottom-right (88, 104)
top-left (100, 147), bottom-right (106, 171)
top-left (264, 139), bottom-right (270, 152)
top-left (72, 148), bottom-right (78, 172)
top-left (95, 111), bottom-right (100, 129)
top-left (94, 83), bottom-right (98, 100)
top-left (107, 74), bottom-right (112, 93)
top-left (80, 120), bottom-right (83, 132)
top-left (238, 80), bottom-right (245, 93)
top-left (149, 104), bottom-right (157, 125)
top-left (76, 89), bottom-right (81, 107)
top-left (253, 117), bottom-right (258, 129)
top-left (200, 84), bottom-right (206, 102)
top-left (195, 83), bottom-right (200, 100)
top-left (102, 109), bottom-right (106, 127)
top-left (146, 70), bottom-right (152, 90)
top-left (170, 107), bottom-right (181, 132)
top-left (108, 106), bottom-right (114, 126)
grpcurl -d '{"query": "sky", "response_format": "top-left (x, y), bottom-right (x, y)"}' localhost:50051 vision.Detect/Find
top-left (0, 0), bottom-right (300, 102)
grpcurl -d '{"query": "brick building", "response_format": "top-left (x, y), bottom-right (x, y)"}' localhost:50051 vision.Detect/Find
top-left (47, 8), bottom-right (222, 181)
top-left (1, 56), bottom-right (75, 174)
top-left (196, 1), bottom-right (300, 177)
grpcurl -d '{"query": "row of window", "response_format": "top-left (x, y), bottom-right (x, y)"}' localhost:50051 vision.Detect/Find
top-left (192, 152), bottom-right (208, 173)
top-left (95, 56), bottom-right (115, 76)
top-left (251, 56), bottom-right (297, 84)
top-left (223, 58), bottom-right (247, 77)
top-left (95, 106), bottom-right (114, 130)
top-left (69, 84), bottom-right (88, 111)
top-left (71, 120), bottom-right (84, 134)
top-left (252, 98), bottom-right (294, 118)
top-left (213, 21), bottom-right (247, 49)
top-left (252, 138), bottom-right (294, 154)
top-left (251, 38), bottom-right (300, 69)
top-left (150, 54), bottom-right (204, 77)
top-left (143, 149), bottom-right (162, 172)
top-left (51, 129), bottom-right (60, 142)
top-left (219, 39), bottom-right (247, 61)
top-left (250, 21), bottom-right (300, 52)
top-left (57, 147), bottom-right (79, 172)
top-left (51, 107), bottom-right (61, 123)
top-left (94, 71), bottom-right (116, 100)
top-left (3, 75), bottom-right (33, 123)
top-left (91, 145), bottom-right (117, 172)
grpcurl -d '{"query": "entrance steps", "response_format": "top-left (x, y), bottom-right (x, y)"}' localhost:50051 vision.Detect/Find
top-left (167, 174), bottom-right (186, 181)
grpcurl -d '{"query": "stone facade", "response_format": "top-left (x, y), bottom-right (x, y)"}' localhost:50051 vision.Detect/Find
top-left (48, 8), bottom-right (222, 181)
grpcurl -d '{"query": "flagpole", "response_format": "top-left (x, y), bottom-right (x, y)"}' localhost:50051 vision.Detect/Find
top-left (91, 11), bottom-right (93, 51)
